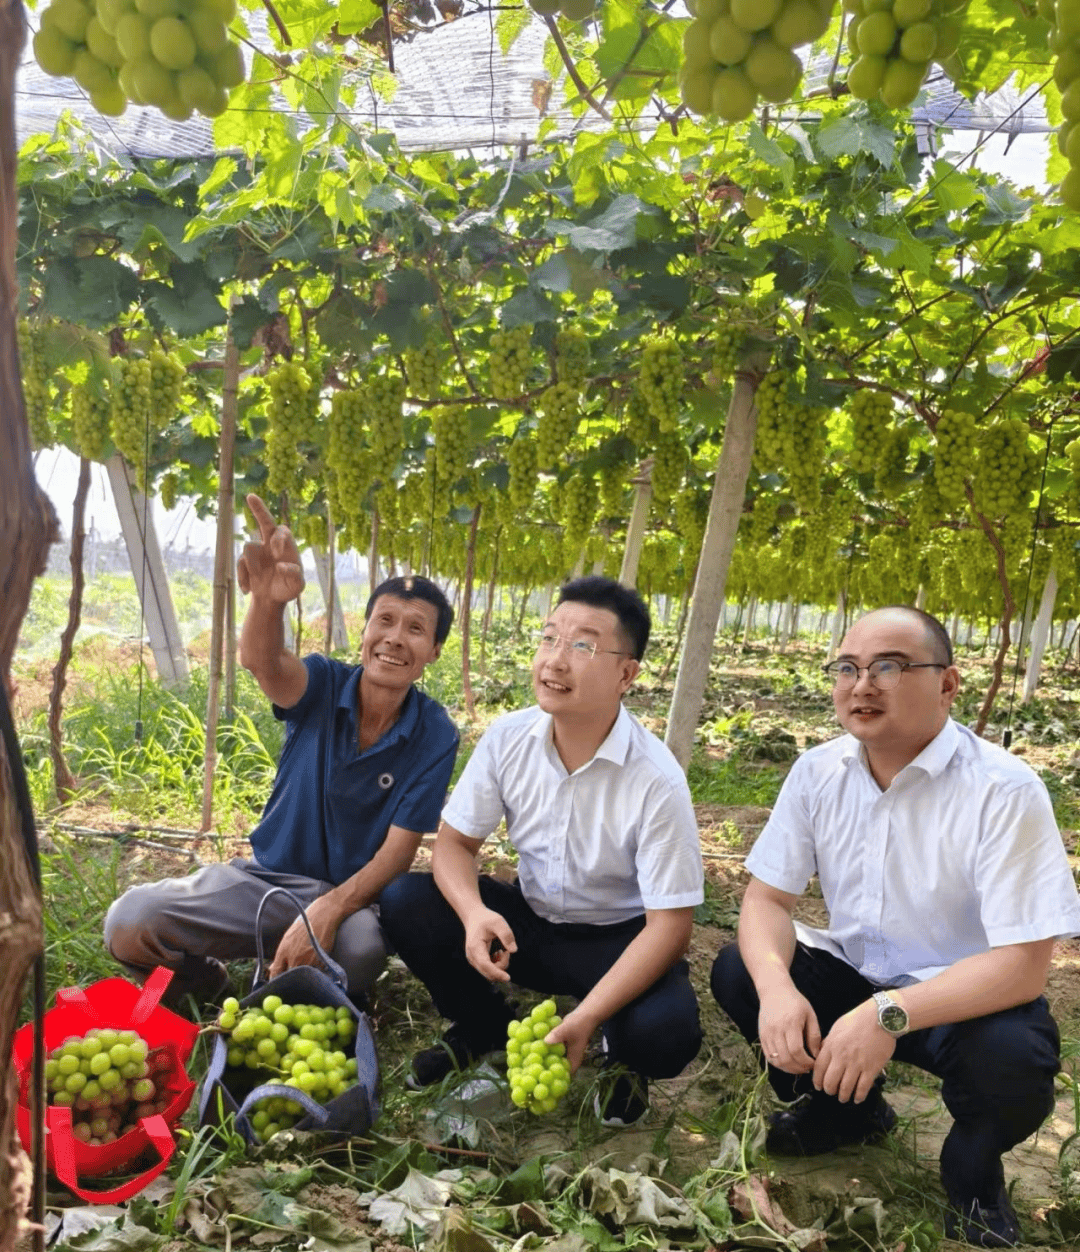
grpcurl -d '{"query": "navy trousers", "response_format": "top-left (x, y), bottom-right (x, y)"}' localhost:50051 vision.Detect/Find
top-left (711, 941), bottom-right (1061, 1202)
top-left (380, 872), bottom-right (702, 1079)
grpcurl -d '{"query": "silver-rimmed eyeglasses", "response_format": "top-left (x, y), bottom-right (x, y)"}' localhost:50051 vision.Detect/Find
top-left (822, 659), bottom-right (946, 690)
top-left (537, 632), bottom-right (630, 662)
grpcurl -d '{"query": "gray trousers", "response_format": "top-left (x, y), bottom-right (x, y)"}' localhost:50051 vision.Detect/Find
top-left (103, 859), bottom-right (387, 998)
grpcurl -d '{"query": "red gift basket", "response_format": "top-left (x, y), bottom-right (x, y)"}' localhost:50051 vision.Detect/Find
top-left (13, 966), bottom-right (200, 1203)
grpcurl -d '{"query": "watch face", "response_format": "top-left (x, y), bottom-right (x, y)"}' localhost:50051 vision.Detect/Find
top-left (880, 1002), bottom-right (908, 1033)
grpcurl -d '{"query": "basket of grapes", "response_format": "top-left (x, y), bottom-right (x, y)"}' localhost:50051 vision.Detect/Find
top-left (198, 888), bottom-right (379, 1144)
top-left (12, 965), bottom-right (201, 1202)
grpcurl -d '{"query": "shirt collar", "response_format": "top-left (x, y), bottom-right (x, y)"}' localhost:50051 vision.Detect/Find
top-left (839, 717), bottom-right (960, 779)
top-left (528, 704), bottom-right (633, 768)
top-left (340, 666), bottom-right (419, 751)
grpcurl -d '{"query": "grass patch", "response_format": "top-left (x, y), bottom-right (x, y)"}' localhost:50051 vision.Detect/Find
top-left (686, 752), bottom-right (785, 807)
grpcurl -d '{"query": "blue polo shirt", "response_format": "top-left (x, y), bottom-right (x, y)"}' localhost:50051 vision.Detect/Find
top-left (248, 655), bottom-right (459, 884)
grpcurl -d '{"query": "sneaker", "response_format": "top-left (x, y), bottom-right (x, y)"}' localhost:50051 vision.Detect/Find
top-left (160, 957), bottom-right (231, 1015)
top-left (943, 1184), bottom-right (1021, 1248)
top-left (406, 1026), bottom-right (486, 1090)
top-left (594, 1071), bottom-right (649, 1127)
top-left (765, 1096), bottom-right (897, 1156)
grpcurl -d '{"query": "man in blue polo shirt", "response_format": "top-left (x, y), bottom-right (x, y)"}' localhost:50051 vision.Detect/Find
top-left (104, 494), bottom-right (459, 1008)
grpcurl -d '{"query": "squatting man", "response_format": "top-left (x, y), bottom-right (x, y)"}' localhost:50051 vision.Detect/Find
top-left (711, 605), bottom-right (1080, 1249)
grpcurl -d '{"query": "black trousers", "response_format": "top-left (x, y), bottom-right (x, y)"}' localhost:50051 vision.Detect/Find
top-left (380, 872), bottom-right (703, 1079)
top-left (711, 941), bottom-right (1061, 1202)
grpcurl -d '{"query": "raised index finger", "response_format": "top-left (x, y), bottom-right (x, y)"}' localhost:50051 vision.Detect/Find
top-left (246, 493), bottom-right (277, 542)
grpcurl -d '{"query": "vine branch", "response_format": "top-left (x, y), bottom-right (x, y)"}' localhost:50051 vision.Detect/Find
top-left (542, 15), bottom-right (611, 121)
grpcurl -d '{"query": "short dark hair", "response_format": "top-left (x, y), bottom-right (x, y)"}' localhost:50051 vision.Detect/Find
top-left (556, 576), bottom-right (650, 660)
top-left (366, 575), bottom-right (453, 645)
top-left (876, 605), bottom-right (953, 666)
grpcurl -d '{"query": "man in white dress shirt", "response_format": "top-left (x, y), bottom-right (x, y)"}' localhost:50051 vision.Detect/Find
top-left (380, 576), bottom-right (704, 1126)
top-left (711, 605), bottom-right (1080, 1248)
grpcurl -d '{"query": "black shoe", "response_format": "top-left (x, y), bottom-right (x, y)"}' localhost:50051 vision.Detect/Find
top-left (765, 1096), bottom-right (897, 1156)
top-left (160, 957), bottom-right (231, 1015)
top-left (594, 1071), bottom-right (649, 1127)
top-left (407, 1026), bottom-right (489, 1090)
top-left (943, 1184), bottom-right (1021, 1248)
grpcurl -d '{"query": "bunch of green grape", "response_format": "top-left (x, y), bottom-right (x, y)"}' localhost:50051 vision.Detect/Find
top-left (265, 361), bottom-right (315, 497)
top-left (327, 389), bottom-right (371, 530)
top-left (638, 339), bottom-right (684, 434)
top-left (874, 424), bottom-right (910, 498)
top-left (404, 340), bottom-right (442, 400)
top-left (159, 470), bottom-right (179, 511)
top-left (72, 382), bottom-right (111, 461)
top-left (651, 428), bottom-right (687, 503)
top-left (599, 461), bottom-right (628, 518)
top-left (847, 388), bottom-right (894, 474)
top-left (33, 0), bottom-right (245, 120)
top-left (489, 326), bottom-right (533, 401)
top-left (747, 491), bottom-right (778, 546)
top-left (526, 0), bottom-right (595, 19)
top-left (17, 319), bottom-right (53, 449)
top-left (432, 405), bottom-right (470, 494)
top-left (507, 433), bottom-right (539, 511)
top-left (556, 328), bottom-right (591, 391)
top-left (1047, 0), bottom-right (1080, 209)
top-left (623, 389), bottom-right (656, 450)
top-left (674, 485), bottom-right (708, 558)
top-left (537, 382), bottom-right (580, 469)
top-left (932, 408), bottom-right (977, 506)
top-left (149, 349), bottom-right (185, 428)
top-left (421, 445), bottom-right (452, 521)
top-left (561, 470), bottom-right (598, 553)
top-left (972, 417), bottom-right (1040, 518)
top-left (1067, 436), bottom-right (1080, 508)
top-left (844, 0), bottom-right (963, 109)
top-left (506, 1000), bottom-right (571, 1116)
top-left (679, 0), bottom-right (836, 121)
top-left (44, 1028), bottom-right (172, 1145)
top-left (713, 324), bottom-right (743, 384)
top-left (216, 995), bottom-right (360, 1144)
top-left (751, 370), bottom-right (790, 471)
top-left (111, 356), bottom-right (153, 483)
top-left (365, 373), bottom-right (405, 486)
top-left (787, 405), bottom-right (828, 510)
top-left (300, 512), bottom-right (329, 549)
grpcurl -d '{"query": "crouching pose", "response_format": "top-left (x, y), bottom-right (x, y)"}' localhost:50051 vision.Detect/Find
top-left (104, 494), bottom-right (458, 1007)
top-left (712, 606), bottom-right (1080, 1248)
top-left (380, 577), bottom-right (704, 1125)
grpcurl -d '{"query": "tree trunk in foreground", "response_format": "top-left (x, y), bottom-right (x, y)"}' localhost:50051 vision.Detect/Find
top-left (665, 355), bottom-right (766, 770)
top-left (1, 4), bottom-right (60, 1245)
top-left (48, 457), bottom-right (91, 802)
top-left (201, 318), bottom-right (238, 833)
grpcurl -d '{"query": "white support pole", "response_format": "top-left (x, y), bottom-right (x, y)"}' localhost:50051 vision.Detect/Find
top-left (1022, 567), bottom-right (1058, 704)
top-left (619, 463), bottom-right (653, 589)
top-left (105, 455), bottom-right (188, 687)
top-left (313, 546), bottom-right (350, 651)
top-left (829, 591), bottom-right (846, 659)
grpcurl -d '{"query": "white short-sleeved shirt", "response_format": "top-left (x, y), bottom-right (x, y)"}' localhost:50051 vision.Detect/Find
top-left (746, 717), bottom-right (1080, 986)
top-left (441, 704), bottom-right (704, 925)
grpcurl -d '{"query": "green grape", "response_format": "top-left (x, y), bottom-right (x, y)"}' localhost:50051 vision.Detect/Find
top-left (847, 388), bottom-right (894, 475)
top-left (932, 408), bottom-right (977, 507)
top-left (536, 382), bottom-right (580, 469)
top-left (365, 372), bottom-right (405, 486)
top-left (623, 389), bottom-right (656, 450)
top-left (555, 327), bottom-right (590, 391)
top-left (300, 511), bottom-right (328, 549)
top-left (404, 339), bottom-right (442, 400)
top-left (972, 417), bottom-right (1040, 518)
top-left (110, 355), bottom-right (153, 486)
top-left (638, 338), bottom-right (684, 434)
top-left (17, 319), bottom-right (53, 449)
top-left (874, 424), bottom-right (910, 498)
top-left (148, 348), bottom-right (184, 429)
top-left (431, 404), bottom-right (469, 497)
top-left (599, 461), bottom-right (628, 519)
top-left (713, 323), bottom-right (742, 384)
top-left (673, 485), bottom-right (708, 562)
top-left (327, 388), bottom-right (370, 535)
top-left (71, 381), bottom-right (111, 461)
top-left (752, 373), bottom-right (826, 509)
top-left (651, 427), bottom-right (686, 503)
top-left (506, 1000), bottom-right (570, 1116)
top-left (561, 469), bottom-right (598, 556)
top-left (1066, 436), bottom-right (1080, 510)
top-left (265, 361), bottom-right (317, 498)
top-left (507, 432), bottom-right (539, 512)
top-left (159, 470), bottom-right (179, 511)
top-left (489, 325), bottom-right (533, 400)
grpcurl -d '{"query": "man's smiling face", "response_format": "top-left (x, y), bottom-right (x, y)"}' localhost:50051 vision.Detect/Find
top-left (361, 594), bottom-right (441, 692)
top-left (532, 600), bottom-right (638, 721)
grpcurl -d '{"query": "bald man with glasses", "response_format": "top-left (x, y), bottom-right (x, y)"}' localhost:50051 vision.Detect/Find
top-left (711, 605), bottom-right (1080, 1248)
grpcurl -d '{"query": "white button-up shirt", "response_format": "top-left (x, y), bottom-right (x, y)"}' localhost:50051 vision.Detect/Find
top-left (442, 704), bottom-right (704, 925)
top-left (746, 717), bottom-right (1080, 986)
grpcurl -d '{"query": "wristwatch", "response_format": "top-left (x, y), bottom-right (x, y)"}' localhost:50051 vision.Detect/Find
top-left (872, 990), bottom-right (910, 1037)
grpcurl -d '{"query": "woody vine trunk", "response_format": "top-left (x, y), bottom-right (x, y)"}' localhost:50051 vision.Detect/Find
top-left (0, 2), bottom-right (60, 1246)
